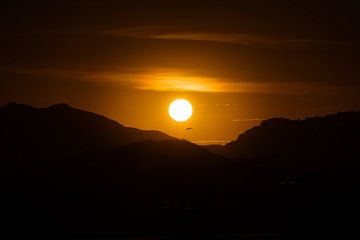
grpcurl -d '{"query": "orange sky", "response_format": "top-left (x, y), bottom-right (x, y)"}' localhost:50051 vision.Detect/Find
top-left (0, 1), bottom-right (359, 144)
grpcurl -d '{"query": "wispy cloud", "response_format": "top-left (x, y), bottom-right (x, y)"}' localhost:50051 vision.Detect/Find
top-left (0, 67), bottom-right (349, 95)
top-left (2, 25), bottom-right (346, 47)
top-left (232, 118), bottom-right (263, 122)
top-left (105, 26), bottom-right (346, 47)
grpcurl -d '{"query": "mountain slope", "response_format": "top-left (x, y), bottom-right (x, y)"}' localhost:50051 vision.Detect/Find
top-left (215, 111), bottom-right (360, 161)
top-left (0, 102), bottom-right (175, 158)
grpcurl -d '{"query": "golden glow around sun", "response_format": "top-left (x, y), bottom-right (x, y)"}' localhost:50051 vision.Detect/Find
top-left (168, 99), bottom-right (193, 122)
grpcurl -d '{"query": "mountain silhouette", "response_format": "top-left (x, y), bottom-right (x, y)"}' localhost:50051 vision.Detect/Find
top-left (0, 102), bottom-right (175, 159)
top-left (210, 111), bottom-right (360, 162)
top-left (2, 103), bottom-right (360, 237)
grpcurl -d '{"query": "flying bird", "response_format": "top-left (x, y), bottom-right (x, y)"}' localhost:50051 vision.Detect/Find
top-left (186, 127), bottom-right (193, 131)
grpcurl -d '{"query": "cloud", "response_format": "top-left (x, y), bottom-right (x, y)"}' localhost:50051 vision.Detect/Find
top-left (1, 24), bottom-right (346, 48)
top-left (104, 26), bottom-right (346, 47)
top-left (232, 118), bottom-right (263, 122)
top-left (0, 67), bottom-right (351, 95)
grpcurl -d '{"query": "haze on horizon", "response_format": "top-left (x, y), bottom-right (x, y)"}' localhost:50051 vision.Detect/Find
top-left (1, 0), bottom-right (359, 144)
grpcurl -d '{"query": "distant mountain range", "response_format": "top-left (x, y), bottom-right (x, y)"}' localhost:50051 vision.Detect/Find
top-left (3, 102), bottom-right (359, 163)
top-left (1, 102), bottom-right (360, 237)
top-left (2, 102), bottom-right (360, 174)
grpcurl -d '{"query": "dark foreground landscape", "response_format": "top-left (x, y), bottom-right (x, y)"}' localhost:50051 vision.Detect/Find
top-left (1, 103), bottom-right (360, 238)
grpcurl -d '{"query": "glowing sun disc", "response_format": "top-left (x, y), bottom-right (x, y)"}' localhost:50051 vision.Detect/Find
top-left (168, 99), bottom-right (193, 122)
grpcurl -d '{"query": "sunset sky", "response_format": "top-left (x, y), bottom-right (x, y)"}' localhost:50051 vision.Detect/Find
top-left (1, 0), bottom-right (359, 144)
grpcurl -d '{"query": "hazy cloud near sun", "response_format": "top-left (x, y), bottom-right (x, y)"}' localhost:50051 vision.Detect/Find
top-left (0, 66), bottom-right (355, 97)
top-left (232, 118), bottom-right (263, 122)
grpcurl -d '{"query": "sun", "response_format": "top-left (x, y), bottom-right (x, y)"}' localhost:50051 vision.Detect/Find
top-left (168, 99), bottom-right (193, 122)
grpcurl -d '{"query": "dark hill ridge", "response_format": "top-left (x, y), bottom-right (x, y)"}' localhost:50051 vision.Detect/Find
top-left (2, 103), bottom-right (360, 236)
top-left (0, 102), bottom-right (175, 158)
top-left (213, 111), bottom-right (360, 160)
